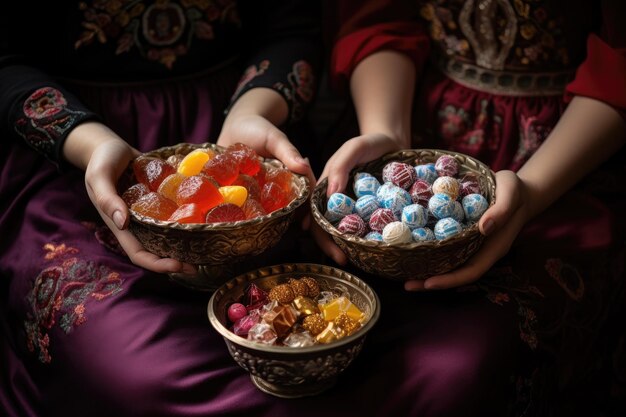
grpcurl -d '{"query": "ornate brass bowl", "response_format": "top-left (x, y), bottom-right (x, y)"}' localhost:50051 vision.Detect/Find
top-left (310, 149), bottom-right (496, 282)
top-left (124, 142), bottom-right (310, 290)
top-left (207, 263), bottom-right (380, 398)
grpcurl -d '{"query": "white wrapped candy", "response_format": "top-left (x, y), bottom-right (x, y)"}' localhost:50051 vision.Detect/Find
top-left (382, 221), bottom-right (413, 245)
top-left (401, 204), bottom-right (429, 229)
top-left (434, 218), bottom-right (463, 240)
top-left (462, 193), bottom-right (489, 222)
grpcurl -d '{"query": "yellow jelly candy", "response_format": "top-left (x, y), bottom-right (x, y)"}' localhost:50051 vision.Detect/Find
top-left (319, 296), bottom-right (364, 322)
top-left (177, 149), bottom-right (213, 176)
top-left (218, 185), bottom-right (248, 207)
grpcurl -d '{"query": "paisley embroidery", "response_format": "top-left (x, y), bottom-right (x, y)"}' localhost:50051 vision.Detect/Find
top-left (437, 99), bottom-right (502, 154)
top-left (14, 87), bottom-right (88, 159)
top-left (24, 243), bottom-right (124, 364)
top-left (75, 0), bottom-right (241, 69)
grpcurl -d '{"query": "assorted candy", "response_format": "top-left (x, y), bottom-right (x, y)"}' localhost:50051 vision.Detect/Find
top-left (226, 277), bottom-right (368, 347)
top-left (324, 154), bottom-right (490, 245)
top-left (123, 144), bottom-right (296, 224)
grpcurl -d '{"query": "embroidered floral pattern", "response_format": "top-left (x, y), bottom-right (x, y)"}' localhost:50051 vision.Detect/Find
top-left (24, 243), bottom-right (124, 364)
top-left (14, 87), bottom-right (88, 159)
top-left (420, 0), bottom-right (571, 69)
top-left (75, 0), bottom-right (241, 69)
top-left (544, 258), bottom-right (585, 301)
top-left (437, 99), bottom-right (502, 155)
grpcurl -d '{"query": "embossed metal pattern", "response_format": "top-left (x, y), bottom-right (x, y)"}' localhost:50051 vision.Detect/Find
top-left (125, 142), bottom-right (310, 266)
top-left (311, 149), bottom-right (497, 281)
top-left (207, 263), bottom-right (380, 398)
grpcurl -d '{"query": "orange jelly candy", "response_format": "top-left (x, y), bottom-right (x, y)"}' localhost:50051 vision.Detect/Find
top-left (133, 156), bottom-right (176, 192)
top-left (177, 149), bottom-right (213, 177)
top-left (157, 173), bottom-right (186, 202)
top-left (260, 181), bottom-right (289, 213)
top-left (202, 153), bottom-right (238, 186)
top-left (122, 183), bottom-right (149, 206)
top-left (253, 163), bottom-right (267, 187)
top-left (218, 185), bottom-right (248, 207)
top-left (168, 203), bottom-right (205, 224)
top-left (176, 175), bottom-right (224, 213)
top-left (205, 203), bottom-right (246, 223)
top-left (131, 192), bottom-right (178, 221)
top-left (242, 197), bottom-right (267, 219)
top-left (226, 143), bottom-right (261, 176)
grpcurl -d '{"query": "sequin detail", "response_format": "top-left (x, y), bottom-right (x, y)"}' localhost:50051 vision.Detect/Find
top-left (24, 243), bottom-right (124, 364)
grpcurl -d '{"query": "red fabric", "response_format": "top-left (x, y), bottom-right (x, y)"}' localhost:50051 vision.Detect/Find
top-left (565, 34), bottom-right (626, 120)
top-left (331, 21), bottom-right (430, 93)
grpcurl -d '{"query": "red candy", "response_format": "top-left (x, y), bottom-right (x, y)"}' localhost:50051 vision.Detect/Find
top-left (265, 168), bottom-right (293, 194)
top-left (337, 213), bottom-right (368, 237)
top-left (382, 161), bottom-right (417, 190)
top-left (122, 183), bottom-right (149, 206)
top-left (369, 208), bottom-right (396, 232)
top-left (133, 156), bottom-right (176, 191)
top-left (202, 153), bottom-right (238, 186)
top-left (260, 181), bottom-right (289, 213)
top-left (176, 175), bottom-right (224, 213)
top-left (409, 179), bottom-right (433, 207)
top-left (434, 155), bottom-right (459, 177)
top-left (205, 203), bottom-right (246, 223)
top-left (227, 303), bottom-right (248, 323)
top-left (168, 203), bottom-right (205, 223)
top-left (242, 197), bottom-right (267, 219)
top-left (226, 143), bottom-right (261, 176)
top-left (232, 174), bottom-right (261, 200)
top-left (232, 311), bottom-right (261, 337)
top-left (243, 282), bottom-right (268, 311)
top-left (131, 192), bottom-right (178, 221)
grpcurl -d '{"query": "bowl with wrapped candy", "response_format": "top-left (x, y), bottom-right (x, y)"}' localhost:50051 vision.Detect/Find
top-left (207, 263), bottom-right (380, 398)
top-left (310, 149), bottom-right (496, 282)
top-left (119, 142), bottom-right (309, 290)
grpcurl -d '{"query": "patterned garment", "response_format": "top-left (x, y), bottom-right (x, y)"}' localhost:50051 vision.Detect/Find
top-left (328, 0), bottom-right (626, 415)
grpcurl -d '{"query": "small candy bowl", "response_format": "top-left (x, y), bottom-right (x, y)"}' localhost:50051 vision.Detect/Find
top-left (122, 142), bottom-right (310, 291)
top-left (207, 263), bottom-right (380, 398)
top-left (310, 149), bottom-right (496, 282)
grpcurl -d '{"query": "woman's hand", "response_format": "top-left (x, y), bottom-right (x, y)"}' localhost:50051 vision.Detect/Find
top-left (312, 133), bottom-right (403, 265)
top-left (405, 170), bottom-right (530, 291)
top-left (65, 122), bottom-right (197, 274)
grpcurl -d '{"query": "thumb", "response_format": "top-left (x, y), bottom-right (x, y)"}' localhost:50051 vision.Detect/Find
top-left (478, 170), bottom-right (520, 236)
top-left (265, 128), bottom-right (316, 188)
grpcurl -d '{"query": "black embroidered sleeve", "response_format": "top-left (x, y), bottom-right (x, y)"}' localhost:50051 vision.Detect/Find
top-left (228, 0), bottom-right (322, 124)
top-left (0, 63), bottom-right (99, 167)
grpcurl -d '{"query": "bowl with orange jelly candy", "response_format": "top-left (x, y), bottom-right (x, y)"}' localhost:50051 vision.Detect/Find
top-left (120, 142), bottom-right (310, 290)
top-left (208, 263), bottom-right (380, 398)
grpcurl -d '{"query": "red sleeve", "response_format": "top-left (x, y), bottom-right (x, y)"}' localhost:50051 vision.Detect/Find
top-left (564, 2), bottom-right (626, 120)
top-left (331, 21), bottom-right (430, 93)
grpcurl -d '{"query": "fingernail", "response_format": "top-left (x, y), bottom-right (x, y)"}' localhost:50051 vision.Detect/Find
top-left (327, 182), bottom-right (337, 195)
top-left (113, 210), bottom-right (125, 229)
top-left (483, 218), bottom-right (495, 236)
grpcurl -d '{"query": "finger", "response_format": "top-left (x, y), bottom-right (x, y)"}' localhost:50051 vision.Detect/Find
top-left (310, 221), bottom-right (347, 265)
top-left (265, 129), bottom-right (317, 190)
top-left (479, 170), bottom-right (519, 236)
top-left (86, 170), bottom-right (130, 230)
top-left (404, 279), bottom-right (426, 291)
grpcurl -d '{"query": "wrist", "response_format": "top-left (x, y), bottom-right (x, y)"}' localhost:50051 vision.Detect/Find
top-left (226, 88), bottom-right (288, 127)
top-left (63, 121), bottom-right (124, 170)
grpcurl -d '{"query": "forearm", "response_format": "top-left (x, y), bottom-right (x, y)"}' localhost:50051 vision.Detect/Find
top-left (63, 121), bottom-right (126, 171)
top-left (518, 96), bottom-right (626, 218)
top-left (225, 87), bottom-right (289, 127)
top-left (350, 50), bottom-right (416, 146)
